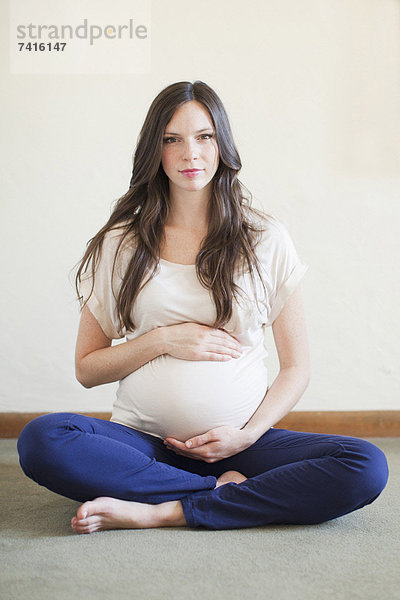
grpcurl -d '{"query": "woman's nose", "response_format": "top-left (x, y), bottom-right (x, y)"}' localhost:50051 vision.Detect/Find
top-left (182, 139), bottom-right (199, 160)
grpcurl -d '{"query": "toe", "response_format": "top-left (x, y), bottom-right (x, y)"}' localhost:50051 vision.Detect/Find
top-left (77, 502), bottom-right (91, 520)
top-left (74, 526), bottom-right (91, 535)
top-left (77, 515), bottom-right (101, 529)
top-left (75, 519), bottom-right (101, 534)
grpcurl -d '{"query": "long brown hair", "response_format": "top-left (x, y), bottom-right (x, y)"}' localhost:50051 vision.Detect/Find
top-left (74, 80), bottom-right (268, 335)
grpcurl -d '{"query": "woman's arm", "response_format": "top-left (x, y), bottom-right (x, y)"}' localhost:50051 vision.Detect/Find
top-left (241, 283), bottom-right (311, 444)
top-left (75, 305), bottom-right (166, 388)
top-left (75, 305), bottom-right (243, 388)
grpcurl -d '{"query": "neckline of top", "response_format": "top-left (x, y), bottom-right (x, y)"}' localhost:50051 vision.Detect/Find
top-left (159, 257), bottom-right (196, 267)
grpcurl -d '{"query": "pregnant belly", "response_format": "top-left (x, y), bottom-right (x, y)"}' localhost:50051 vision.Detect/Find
top-left (112, 349), bottom-right (268, 441)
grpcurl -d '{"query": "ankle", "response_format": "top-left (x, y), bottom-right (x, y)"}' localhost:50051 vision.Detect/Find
top-left (157, 501), bottom-right (187, 527)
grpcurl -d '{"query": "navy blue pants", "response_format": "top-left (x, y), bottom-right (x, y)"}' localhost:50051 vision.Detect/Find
top-left (17, 412), bottom-right (389, 530)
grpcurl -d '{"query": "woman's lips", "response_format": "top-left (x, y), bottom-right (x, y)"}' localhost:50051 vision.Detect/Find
top-left (180, 169), bottom-right (204, 178)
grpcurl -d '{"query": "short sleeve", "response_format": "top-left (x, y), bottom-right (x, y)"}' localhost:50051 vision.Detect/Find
top-left (79, 228), bottom-right (130, 340)
top-left (255, 214), bottom-right (309, 326)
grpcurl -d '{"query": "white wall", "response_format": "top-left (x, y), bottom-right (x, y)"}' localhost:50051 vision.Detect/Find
top-left (1, 0), bottom-right (399, 413)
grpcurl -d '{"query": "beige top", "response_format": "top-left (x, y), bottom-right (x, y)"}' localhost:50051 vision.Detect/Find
top-left (80, 213), bottom-right (309, 441)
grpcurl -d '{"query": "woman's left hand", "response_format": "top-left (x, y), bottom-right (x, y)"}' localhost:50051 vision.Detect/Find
top-left (163, 425), bottom-right (251, 463)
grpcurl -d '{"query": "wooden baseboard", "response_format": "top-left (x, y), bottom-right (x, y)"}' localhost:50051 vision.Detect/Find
top-left (1, 411), bottom-right (399, 439)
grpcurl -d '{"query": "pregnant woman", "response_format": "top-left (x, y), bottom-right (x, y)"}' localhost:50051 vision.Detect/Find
top-left (17, 80), bottom-right (388, 533)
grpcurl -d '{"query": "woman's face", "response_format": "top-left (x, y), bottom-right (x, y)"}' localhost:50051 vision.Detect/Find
top-left (161, 100), bottom-right (219, 195)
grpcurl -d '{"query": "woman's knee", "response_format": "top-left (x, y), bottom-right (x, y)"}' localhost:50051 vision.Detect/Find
top-left (17, 412), bottom-right (75, 479)
top-left (344, 437), bottom-right (389, 504)
top-left (362, 439), bottom-right (389, 497)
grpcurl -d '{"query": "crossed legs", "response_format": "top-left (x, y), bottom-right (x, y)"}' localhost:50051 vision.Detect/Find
top-left (17, 413), bottom-right (389, 533)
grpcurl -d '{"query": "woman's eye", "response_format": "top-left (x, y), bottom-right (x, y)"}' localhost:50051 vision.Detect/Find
top-left (163, 134), bottom-right (214, 144)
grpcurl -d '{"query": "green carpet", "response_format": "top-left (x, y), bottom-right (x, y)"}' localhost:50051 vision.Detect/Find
top-left (1, 438), bottom-right (399, 600)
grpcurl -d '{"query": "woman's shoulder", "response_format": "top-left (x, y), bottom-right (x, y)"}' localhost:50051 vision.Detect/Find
top-left (101, 221), bottom-right (136, 254)
top-left (95, 221), bottom-right (136, 278)
top-left (245, 209), bottom-right (302, 274)
top-left (244, 205), bottom-right (288, 241)
top-left (102, 220), bottom-right (132, 244)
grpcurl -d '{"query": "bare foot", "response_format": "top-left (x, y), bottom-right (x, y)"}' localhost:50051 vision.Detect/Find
top-left (215, 470), bottom-right (247, 488)
top-left (71, 497), bottom-right (186, 535)
top-left (71, 472), bottom-right (247, 534)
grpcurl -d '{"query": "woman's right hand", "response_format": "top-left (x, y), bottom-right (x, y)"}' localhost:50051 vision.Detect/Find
top-left (160, 322), bottom-right (243, 361)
